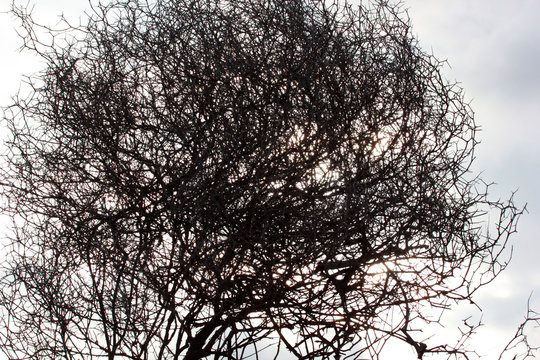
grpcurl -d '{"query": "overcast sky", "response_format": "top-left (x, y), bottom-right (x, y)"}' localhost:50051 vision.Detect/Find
top-left (1, 0), bottom-right (539, 359)
top-left (398, 1), bottom-right (540, 358)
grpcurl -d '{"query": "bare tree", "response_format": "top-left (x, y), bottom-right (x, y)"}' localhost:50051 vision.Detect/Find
top-left (0, 0), bottom-right (525, 359)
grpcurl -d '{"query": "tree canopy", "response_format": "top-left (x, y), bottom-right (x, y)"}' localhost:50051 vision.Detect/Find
top-left (0, 0), bottom-right (524, 359)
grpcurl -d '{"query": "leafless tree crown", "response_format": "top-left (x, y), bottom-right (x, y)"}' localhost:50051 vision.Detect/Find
top-left (0, 0), bottom-right (524, 359)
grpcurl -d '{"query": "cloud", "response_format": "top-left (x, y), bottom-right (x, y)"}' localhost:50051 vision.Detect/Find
top-left (405, 2), bottom-right (540, 358)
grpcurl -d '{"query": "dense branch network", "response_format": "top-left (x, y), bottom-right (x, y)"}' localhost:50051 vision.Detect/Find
top-left (0, 0), bottom-right (523, 359)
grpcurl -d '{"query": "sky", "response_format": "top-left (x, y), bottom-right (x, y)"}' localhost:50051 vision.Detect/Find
top-left (404, 1), bottom-right (540, 357)
top-left (0, 0), bottom-right (539, 359)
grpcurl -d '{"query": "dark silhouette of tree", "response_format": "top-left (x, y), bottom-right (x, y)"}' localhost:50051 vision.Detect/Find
top-left (0, 0), bottom-right (525, 359)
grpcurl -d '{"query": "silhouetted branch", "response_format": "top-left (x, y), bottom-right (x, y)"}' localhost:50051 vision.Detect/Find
top-left (0, 0), bottom-right (526, 359)
top-left (498, 296), bottom-right (540, 360)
